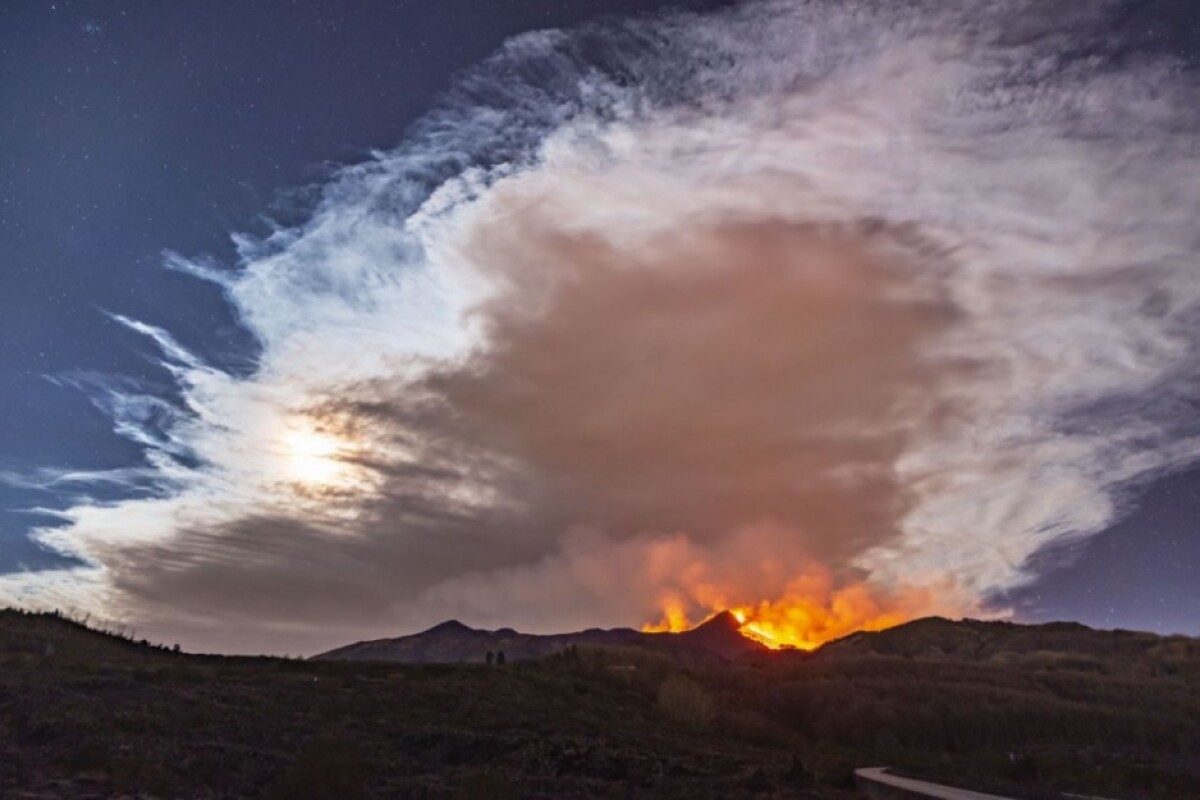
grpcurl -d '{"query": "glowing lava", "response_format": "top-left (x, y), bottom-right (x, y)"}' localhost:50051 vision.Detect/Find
top-left (644, 573), bottom-right (933, 650)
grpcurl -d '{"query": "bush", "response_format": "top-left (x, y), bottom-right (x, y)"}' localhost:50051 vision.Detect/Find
top-left (657, 674), bottom-right (715, 728)
top-left (266, 737), bottom-right (368, 800)
top-left (454, 770), bottom-right (519, 800)
top-left (109, 755), bottom-right (177, 797)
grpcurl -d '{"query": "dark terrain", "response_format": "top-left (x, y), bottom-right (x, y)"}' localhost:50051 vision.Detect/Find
top-left (1, 609), bottom-right (1198, 799)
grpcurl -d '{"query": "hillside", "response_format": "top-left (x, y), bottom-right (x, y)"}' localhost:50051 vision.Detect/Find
top-left (1, 608), bottom-right (1198, 799)
top-left (820, 616), bottom-right (1200, 668)
top-left (0, 609), bottom-right (822, 800)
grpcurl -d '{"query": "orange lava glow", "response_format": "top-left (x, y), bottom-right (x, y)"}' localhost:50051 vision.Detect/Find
top-left (643, 570), bottom-right (934, 650)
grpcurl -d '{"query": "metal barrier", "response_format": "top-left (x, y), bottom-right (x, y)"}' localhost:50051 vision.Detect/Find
top-left (855, 767), bottom-right (1019, 800)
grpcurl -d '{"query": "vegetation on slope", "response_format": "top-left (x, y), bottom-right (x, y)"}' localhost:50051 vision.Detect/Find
top-left (1, 609), bottom-right (1198, 799)
top-left (0, 609), bottom-right (821, 799)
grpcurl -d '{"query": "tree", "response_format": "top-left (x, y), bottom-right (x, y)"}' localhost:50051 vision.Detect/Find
top-left (496, 651), bottom-right (506, 665)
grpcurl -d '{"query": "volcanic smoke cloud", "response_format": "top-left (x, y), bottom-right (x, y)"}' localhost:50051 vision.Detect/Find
top-left (4, 0), bottom-right (1200, 654)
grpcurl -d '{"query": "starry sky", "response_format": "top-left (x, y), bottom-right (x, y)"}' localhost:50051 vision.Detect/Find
top-left (1, 0), bottom-right (1198, 654)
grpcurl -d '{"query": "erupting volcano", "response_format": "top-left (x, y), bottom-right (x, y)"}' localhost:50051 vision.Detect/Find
top-left (646, 592), bottom-right (922, 651)
top-left (641, 560), bottom-right (942, 650)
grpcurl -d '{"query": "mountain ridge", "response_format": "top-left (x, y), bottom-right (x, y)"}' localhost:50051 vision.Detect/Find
top-left (314, 611), bottom-right (1200, 666)
top-left (313, 609), bottom-right (766, 664)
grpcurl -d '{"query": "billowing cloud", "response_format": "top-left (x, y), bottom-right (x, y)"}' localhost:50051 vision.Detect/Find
top-left (3, 0), bottom-right (1200, 654)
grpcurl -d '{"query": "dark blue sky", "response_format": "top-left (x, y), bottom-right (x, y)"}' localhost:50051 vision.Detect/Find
top-left (0, 0), bottom-right (731, 569)
top-left (2, 0), bottom-right (1199, 638)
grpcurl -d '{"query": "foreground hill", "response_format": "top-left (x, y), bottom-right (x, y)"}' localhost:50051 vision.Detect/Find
top-left (1, 608), bottom-right (1198, 799)
top-left (0, 609), bottom-right (815, 800)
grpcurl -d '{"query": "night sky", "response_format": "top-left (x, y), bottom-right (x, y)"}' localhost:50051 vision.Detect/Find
top-left (0, 0), bottom-right (730, 565)
top-left (2, 0), bottom-right (1199, 654)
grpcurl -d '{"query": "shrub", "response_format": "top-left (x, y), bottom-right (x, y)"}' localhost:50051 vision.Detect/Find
top-left (657, 674), bottom-right (715, 728)
top-left (266, 737), bottom-right (368, 800)
top-left (454, 770), bottom-right (519, 800)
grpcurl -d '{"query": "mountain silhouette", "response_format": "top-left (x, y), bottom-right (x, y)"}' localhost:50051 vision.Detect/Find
top-left (671, 610), bottom-right (763, 660)
top-left (314, 610), bottom-right (766, 664)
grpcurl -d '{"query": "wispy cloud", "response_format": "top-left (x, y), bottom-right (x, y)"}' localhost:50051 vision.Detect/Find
top-left (4, 0), bottom-right (1199, 654)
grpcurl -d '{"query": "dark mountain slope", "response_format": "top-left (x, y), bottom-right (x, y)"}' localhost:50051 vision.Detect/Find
top-left (3, 608), bottom-right (1199, 798)
top-left (669, 609), bottom-right (763, 660)
top-left (817, 616), bottom-right (1200, 676)
top-left (0, 608), bottom-right (812, 800)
